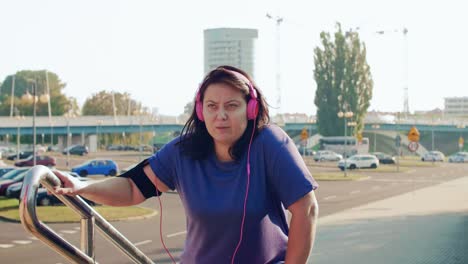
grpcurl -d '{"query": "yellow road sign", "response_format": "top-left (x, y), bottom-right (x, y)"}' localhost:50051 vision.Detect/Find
top-left (357, 132), bottom-right (363, 143)
top-left (300, 128), bottom-right (308, 140)
top-left (407, 126), bottom-right (420, 142)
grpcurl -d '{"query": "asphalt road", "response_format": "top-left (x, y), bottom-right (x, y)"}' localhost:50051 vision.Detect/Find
top-left (1, 154), bottom-right (467, 264)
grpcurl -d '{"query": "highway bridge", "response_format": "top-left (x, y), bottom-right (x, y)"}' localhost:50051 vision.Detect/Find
top-left (1, 115), bottom-right (467, 137)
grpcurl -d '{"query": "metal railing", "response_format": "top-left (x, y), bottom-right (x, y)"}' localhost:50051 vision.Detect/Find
top-left (19, 165), bottom-right (155, 264)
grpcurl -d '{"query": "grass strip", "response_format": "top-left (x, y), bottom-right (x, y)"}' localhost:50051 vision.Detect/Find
top-left (0, 197), bottom-right (155, 223)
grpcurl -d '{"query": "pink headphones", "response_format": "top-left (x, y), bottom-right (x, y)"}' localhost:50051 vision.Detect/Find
top-left (195, 70), bottom-right (259, 121)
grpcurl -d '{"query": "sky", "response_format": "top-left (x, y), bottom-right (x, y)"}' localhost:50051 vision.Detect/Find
top-left (0, 0), bottom-right (466, 117)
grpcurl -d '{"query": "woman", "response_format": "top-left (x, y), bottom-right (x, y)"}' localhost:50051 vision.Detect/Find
top-left (53, 65), bottom-right (319, 264)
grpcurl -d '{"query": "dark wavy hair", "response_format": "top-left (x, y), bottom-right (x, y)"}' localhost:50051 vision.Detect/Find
top-left (178, 65), bottom-right (270, 161)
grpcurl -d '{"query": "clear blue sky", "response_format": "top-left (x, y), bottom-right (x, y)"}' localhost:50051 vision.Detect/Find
top-left (1, 0), bottom-right (465, 116)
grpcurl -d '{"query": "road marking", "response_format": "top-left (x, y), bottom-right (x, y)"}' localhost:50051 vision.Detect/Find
top-left (13, 240), bottom-right (32, 245)
top-left (0, 244), bottom-right (14, 249)
top-left (350, 190), bottom-right (360, 195)
top-left (28, 236), bottom-right (38, 240)
top-left (167, 231), bottom-right (187, 238)
top-left (370, 179), bottom-right (443, 183)
top-left (134, 240), bottom-right (152, 246)
top-left (60, 230), bottom-right (77, 234)
top-left (323, 195), bottom-right (337, 200)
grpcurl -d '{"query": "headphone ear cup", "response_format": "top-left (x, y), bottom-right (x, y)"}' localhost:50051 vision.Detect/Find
top-left (247, 99), bottom-right (259, 120)
top-left (196, 101), bottom-right (204, 121)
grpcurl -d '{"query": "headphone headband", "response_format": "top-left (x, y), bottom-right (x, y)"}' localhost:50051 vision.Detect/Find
top-left (196, 69), bottom-right (259, 121)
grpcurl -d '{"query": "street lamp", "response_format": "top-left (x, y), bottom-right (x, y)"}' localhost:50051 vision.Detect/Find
top-left (371, 124), bottom-right (381, 152)
top-left (22, 80), bottom-right (49, 166)
top-left (96, 119), bottom-right (103, 151)
top-left (13, 108), bottom-right (25, 160)
top-left (338, 111), bottom-right (354, 176)
top-left (64, 112), bottom-right (76, 169)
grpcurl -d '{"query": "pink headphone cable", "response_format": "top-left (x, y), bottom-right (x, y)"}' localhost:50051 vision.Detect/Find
top-left (231, 118), bottom-right (257, 264)
top-left (154, 182), bottom-right (177, 264)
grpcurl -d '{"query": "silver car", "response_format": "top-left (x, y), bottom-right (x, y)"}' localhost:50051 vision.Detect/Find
top-left (421, 151), bottom-right (445, 162)
top-left (313, 150), bottom-right (343, 162)
top-left (448, 152), bottom-right (468, 163)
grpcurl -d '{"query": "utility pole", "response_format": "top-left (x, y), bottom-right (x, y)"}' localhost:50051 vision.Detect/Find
top-left (376, 28), bottom-right (409, 119)
top-left (112, 91), bottom-right (118, 125)
top-left (266, 13), bottom-right (284, 121)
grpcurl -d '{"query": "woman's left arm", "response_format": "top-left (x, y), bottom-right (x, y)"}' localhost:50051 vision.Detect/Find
top-left (285, 191), bottom-right (319, 264)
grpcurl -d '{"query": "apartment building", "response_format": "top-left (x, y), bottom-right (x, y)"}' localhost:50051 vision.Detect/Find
top-left (444, 97), bottom-right (468, 116)
top-left (204, 28), bottom-right (258, 78)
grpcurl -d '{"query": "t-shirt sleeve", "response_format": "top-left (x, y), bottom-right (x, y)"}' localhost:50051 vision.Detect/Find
top-left (147, 139), bottom-right (178, 191)
top-left (265, 127), bottom-right (318, 209)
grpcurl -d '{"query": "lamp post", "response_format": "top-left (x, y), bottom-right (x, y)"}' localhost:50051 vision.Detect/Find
top-left (64, 112), bottom-right (75, 169)
top-left (96, 119), bottom-right (103, 151)
top-left (22, 79), bottom-right (49, 166)
top-left (371, 124), bottom-right (380, 152)
top-left (338, 111), bottom-right (354, 176)
top-left (21, 81), bottom-right (37, 165)
top-left (14, 108), bottom-right (25, 160)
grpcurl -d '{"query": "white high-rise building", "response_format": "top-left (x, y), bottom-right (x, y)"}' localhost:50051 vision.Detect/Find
top-left (444, 97), bottom-right (468, 116)
top-left (204, 28), bottom-right (258, 78)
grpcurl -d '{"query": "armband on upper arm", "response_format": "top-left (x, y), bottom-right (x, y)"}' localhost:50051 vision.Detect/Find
top-left (118, 158), bottom-right (162, 198)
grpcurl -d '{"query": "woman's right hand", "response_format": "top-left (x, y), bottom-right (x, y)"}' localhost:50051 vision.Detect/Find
top-left (52, 170), bottom-right (88, 196)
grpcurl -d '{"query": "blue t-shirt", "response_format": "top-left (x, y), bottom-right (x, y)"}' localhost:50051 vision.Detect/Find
top-left (148, 125), bottom-right (318, 264)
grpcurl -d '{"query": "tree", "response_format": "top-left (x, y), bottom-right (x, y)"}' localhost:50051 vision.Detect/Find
top-left (314, 23), bottom-right (373, 137)
top-left (184, 101), bottom-right (194, 115)
top-left (81, 91), bottom-right (147, 116)
top-left (82, 90), bottom-right (154, 147)
top-left (0, 70), bottom-right (76, 116)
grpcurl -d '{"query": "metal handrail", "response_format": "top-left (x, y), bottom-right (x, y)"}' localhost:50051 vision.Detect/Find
top-left (19, 165), bottom-right (155, 264)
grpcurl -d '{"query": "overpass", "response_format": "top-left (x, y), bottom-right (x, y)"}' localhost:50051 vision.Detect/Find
top-left (1, 116), bottom-right (467, 137)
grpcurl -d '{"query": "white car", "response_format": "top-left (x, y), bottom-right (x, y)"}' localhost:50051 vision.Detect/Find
top-left (448, 152), bottom-right (468, 163)
top-left (313, 150), bottom-right (343, 162)
top-left (421, 151), bottom-right (445, 162)
top-left (338, 154), bottom-right (379, 170)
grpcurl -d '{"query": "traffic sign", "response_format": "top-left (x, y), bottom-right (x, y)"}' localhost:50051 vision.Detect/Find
top-left (407, 126), bottom-right (420, 142)
top-left (300, 128), bottom-right (309, 140)
top-left (408, 141), bottom-right (419, 152)
top-left (357, 132), bottom-right (363, 143)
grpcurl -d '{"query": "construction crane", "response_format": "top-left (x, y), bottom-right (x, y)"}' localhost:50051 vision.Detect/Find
top-left (266, 13), bottom-right (284, 119)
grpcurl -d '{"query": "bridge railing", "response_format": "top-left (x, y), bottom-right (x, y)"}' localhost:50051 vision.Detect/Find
top-left (19, 165), bottom-right (155, 264)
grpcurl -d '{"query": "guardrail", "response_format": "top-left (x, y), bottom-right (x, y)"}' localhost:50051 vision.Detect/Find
top-left (19, 165), bottom-right (155, 264)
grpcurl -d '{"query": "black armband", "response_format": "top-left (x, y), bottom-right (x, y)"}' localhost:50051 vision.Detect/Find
top-left (118, 158), bottom-right (162, 198)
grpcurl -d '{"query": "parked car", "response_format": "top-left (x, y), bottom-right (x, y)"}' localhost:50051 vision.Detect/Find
top-left (6, 172), bottom-right (87, 200)
top-left (62, 145), bottom-right (89, 156)
top-left (36, 186), bottom-right (97, 206)
top-left (14, 155), bottom-right (56, 167)
top-left (6, 151), bottom-right (34, 161)
top-left (120, 163), bottom-right (137, 174)
top-left (297, 145), bottom-right (315, 156)
top-left (0, 168), bottom-right (29, 196)
top-left (313, 150), bottom-right (343, 162)
top-left (71, 159), bottom-right (119, 177)
top-left (448, 152), bottom-right (468, 163)
top-left (421, 151), bottom-right (445, 162)
top-left (338, 154), bottom-right (379, 170)
top-left (36, 187), bottom-right (96, 206)
top-left (0, 167), bottom-right (16, 177)
top-left (370, 152), bottom-right (396, 164)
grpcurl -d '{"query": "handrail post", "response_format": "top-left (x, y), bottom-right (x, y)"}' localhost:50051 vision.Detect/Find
top-left (20, 165), bottom-right (156, 264)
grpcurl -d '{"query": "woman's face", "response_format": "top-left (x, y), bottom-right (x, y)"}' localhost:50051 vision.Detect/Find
top-left (202, 83), bottom-right (248, 148)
